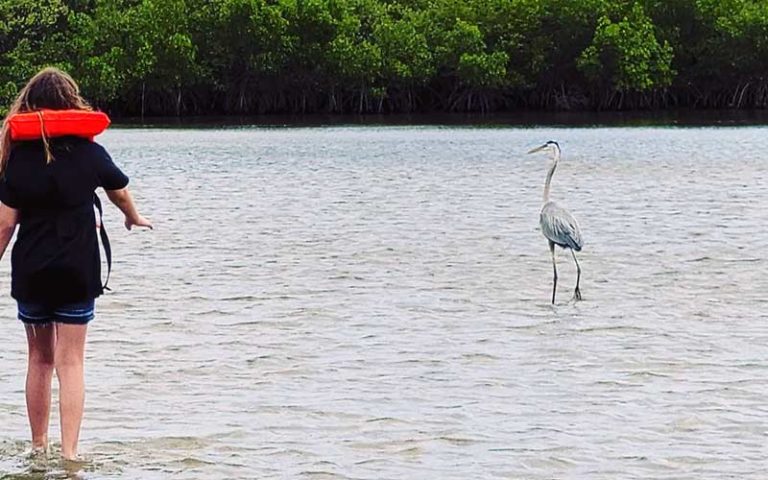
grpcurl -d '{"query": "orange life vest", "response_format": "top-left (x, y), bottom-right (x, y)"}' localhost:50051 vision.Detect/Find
top-left (7, 109), bottom-right (110, 141)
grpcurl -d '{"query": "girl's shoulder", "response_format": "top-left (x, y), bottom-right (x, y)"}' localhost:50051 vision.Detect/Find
top-left (54, 138), bottom-right (111, 163)
top-left (8, 139), bottom-right (112, 175)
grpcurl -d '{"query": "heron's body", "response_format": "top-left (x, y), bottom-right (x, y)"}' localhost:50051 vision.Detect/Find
top-left (529, 141), bottom-right (584, 304)
top-left (540, 201), bottom-right (583, 252)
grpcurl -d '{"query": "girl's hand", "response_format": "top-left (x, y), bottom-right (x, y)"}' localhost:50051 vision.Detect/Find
top-left (125, 215), bottom-right (153, 230)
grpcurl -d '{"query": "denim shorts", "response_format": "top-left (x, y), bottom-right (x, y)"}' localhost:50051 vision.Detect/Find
top-left (17, 299), bottom-right (95, 325)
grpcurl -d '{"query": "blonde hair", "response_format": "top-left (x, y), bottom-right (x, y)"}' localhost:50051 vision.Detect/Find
top-left (0, 67), bottom-right (92, 174)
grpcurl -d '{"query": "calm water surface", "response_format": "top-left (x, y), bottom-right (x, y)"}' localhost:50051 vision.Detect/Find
top-left (0, 125), bottom-right (766, 479)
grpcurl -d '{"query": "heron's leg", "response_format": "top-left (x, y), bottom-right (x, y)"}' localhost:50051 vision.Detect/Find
top-left (549, 241), bottom-right (557, 304)
top-left (571, 249), bottom-right (582, 301)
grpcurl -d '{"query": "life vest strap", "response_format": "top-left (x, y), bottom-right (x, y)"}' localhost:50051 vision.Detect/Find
top-left (93, 193), bottom-right (112, 291)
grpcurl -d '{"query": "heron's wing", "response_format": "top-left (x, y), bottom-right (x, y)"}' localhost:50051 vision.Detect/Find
top-left (540, 202), bottom-right (583, 251)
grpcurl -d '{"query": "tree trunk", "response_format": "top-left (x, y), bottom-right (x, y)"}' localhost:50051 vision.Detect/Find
top-left (141, 82), bottom-right (146, 120)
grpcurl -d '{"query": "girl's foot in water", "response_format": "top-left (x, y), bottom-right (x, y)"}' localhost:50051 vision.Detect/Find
top-left (28, 444), bottom-right (47, 458)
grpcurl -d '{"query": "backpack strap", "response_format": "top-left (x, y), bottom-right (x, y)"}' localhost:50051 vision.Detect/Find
top-left (94, 193), bottom-right (112, 291)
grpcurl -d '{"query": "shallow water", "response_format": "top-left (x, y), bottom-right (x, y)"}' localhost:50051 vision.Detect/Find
top-left (0, 125), bottom-right (766, 479)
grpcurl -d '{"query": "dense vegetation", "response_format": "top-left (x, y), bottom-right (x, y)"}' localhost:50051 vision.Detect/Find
top-left (1, 0), bottom-right (767, 116)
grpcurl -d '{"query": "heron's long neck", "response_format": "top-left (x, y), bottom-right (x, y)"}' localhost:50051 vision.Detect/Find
top-left (543, 154), bottom-right (559, 203)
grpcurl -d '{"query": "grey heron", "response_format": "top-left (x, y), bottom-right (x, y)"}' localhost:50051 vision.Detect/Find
top-left (528, 141), bottom-right (583, 304)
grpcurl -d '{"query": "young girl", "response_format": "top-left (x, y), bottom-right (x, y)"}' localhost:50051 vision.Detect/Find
top-left (0, 67), bottom-right (152, 460)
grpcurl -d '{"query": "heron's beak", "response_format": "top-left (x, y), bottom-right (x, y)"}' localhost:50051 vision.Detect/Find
top-left (527, 144), bottom-right (548, 154)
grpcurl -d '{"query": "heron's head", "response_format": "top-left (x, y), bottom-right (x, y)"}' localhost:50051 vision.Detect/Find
top-left (527, 140), bottom-right (560, 158)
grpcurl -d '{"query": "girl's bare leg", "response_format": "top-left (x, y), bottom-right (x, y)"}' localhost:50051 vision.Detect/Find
top-left (25, 324), bottom-right (56, 451)
top-left (54, 323), bottom-right (88, 460)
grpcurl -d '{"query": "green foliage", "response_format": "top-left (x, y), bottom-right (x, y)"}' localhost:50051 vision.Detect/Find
top-left (578, 4), bottom-right (674, 91)
top-left (0, 0), bottom-right (766, 113)
top-left (0, 0), bottom-right (70, 91)
top-left (457, 51), bottom-right (509, 88)
top-left (373, 12), bottom-right (434, 84)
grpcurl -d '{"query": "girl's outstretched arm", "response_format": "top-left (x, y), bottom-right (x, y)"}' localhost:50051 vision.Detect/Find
top-left (105, 188), bottom-right (153, 230)
top-left (0, 204), bottom-right (18, 259)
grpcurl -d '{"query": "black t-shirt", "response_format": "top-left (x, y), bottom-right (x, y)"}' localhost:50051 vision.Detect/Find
top-left (0, 137), bottom-right (129, 305)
